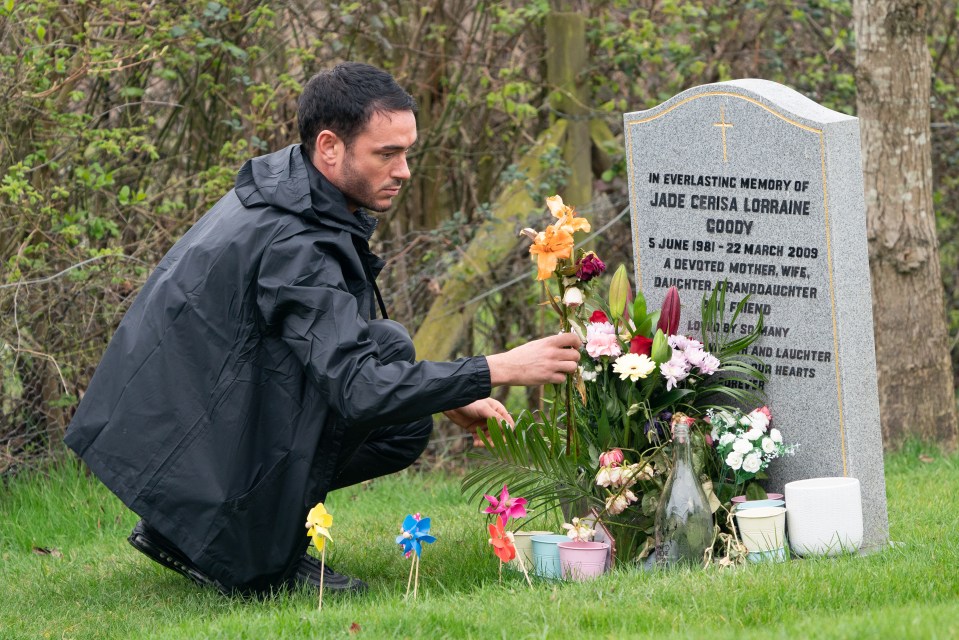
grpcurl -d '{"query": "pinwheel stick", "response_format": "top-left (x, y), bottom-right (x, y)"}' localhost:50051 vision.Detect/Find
top-left (405, 555), bottom-right (415, 598)
top-left (318, 546), bottom-right (326, 611)
top-left (414, 555), bottom-right (420, 599)
top-left (516, 552), bottom-right (533, 587)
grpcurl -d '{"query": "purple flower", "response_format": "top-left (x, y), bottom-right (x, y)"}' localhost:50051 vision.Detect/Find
top-left (660, 352), bottom-right (691, 391)
top-left (644, 412), bottom-right (671, 443)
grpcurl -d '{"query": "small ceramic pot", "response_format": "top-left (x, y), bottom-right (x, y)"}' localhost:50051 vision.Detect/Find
top-left (557, 541), bottom-right (609, 580)
top-left (530, 534), bottom-right (569, 579)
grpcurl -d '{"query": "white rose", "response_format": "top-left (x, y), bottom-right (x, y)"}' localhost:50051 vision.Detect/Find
top-left (725, 451), bottom-right (744, 470)
top-left (742, 453), bottom-right (762, 474)
top-left (719, 433), bottom-right (736, 446)
top-left (745, 428), bottom-right (763, 441)
top-left (563, 286), bottom-right (584, 307)
top-left (739, 417), bottom-right (751, 426)
top-left (761, 437), bottom-right (777, 453)
top-left (733, 438), bottom-right (752, 454)
top-left (770, 428), bottom-right (783, 443)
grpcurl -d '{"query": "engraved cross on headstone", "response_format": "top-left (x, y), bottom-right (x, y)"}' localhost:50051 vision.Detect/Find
top-left (713, 105), bottom-right (734, 163)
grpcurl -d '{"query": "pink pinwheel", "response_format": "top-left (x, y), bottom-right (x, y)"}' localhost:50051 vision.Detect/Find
top-left (483, 484), bottom-right (527, 526)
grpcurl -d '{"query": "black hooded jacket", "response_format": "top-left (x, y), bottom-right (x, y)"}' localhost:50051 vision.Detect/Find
top-left (64, 144), bottom-right (491, 590)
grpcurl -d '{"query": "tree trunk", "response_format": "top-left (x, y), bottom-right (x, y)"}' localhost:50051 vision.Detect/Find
top-left (413, 121), bottom-right (568, 361)
top-left (854, 0), bottom-right (958, 446)
top-left (546, 10), bottom-right (592, 207)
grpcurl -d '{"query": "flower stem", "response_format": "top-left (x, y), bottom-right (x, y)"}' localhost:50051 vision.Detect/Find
top-left (544, 279), bottom-right (577, 458)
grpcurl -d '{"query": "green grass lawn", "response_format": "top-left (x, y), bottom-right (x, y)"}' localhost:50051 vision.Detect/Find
top-left (2, 443), bottom-right (958, 640)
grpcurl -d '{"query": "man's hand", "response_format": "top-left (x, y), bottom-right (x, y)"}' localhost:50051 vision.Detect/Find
top-left (444, 398), bottom-right (514, 447)
top-left (485, 332), bottom-right (582, 387)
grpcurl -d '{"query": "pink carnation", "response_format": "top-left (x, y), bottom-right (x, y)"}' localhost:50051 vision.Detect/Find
top-left (586, 333), bottom-right (622, 359)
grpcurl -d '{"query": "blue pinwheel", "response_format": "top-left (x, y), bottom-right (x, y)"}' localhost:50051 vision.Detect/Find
top-left (397, 513), bottom-right (435, 599)
top-left (396, 513), bottom-right (436, 558)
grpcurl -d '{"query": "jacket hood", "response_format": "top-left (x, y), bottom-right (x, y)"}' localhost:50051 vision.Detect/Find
top-left (234, 144), bottom-right (378, 240)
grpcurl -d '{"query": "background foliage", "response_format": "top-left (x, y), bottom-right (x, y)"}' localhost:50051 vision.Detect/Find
top-left (2, 0), bottom-right (958, 473)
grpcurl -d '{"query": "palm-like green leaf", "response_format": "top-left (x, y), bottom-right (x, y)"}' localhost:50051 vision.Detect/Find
top-left (461, 412), bottom-right (599, 520)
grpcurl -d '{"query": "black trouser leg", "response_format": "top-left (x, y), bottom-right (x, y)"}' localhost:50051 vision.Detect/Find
top-left (328, 319), bottom-right (434, 490)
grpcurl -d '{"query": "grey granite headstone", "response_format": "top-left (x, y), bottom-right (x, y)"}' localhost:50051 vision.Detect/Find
top-left (623, 79), bottom-right (888, 551)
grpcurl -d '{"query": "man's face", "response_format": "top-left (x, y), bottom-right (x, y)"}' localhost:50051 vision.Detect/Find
top-left (332, 109), bottom-right (417, 212)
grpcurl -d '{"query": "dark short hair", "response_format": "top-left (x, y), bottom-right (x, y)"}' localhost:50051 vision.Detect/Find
top-left (298, 62), bottom-right (417, 156)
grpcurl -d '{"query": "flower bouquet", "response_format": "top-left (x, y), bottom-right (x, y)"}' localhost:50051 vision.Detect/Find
top-left (708, 406), bottom-right (798, 501)
top-left (463, 194), bottom-right (782, 565)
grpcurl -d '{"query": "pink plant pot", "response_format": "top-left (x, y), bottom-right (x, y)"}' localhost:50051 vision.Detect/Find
top-left (731, 493), bottom-right (784, 504)
top-left (557, 541), bottom-right (609, 581)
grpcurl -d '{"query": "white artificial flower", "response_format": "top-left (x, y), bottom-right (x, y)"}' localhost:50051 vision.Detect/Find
top-left (719, 433), bottom-right (736, 446)
top-left (562, 517), bottom-right (595, 542)
top-left (770, 428), bottom-right (783, 443)
top-left (725, 451), bottom-right (744, 470)
top-left (761, 437), bottom-right (777, 453)
top-left (747, 410), bottom-right (770, 431)
top-left (580, 367), bottom-right (597, 382)
top-left (739, 416), bottom-right (751, 426)
top-left (733, 438), bottom-right (753, 454)
top-left (745, 428), bottom-right (764, 441)
top-left (742, 452), bottom-right (762, 474)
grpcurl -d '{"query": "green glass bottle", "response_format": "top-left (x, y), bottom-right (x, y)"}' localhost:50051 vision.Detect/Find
top-left (655, 418), bottom-right (713, 568)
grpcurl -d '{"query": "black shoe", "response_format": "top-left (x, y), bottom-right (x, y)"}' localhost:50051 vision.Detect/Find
top-left (128, 519), bottom-right (227, 593)
top-left (295, 552), bottom-right (368, 593)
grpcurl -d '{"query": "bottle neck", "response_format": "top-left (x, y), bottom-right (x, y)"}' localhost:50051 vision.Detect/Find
top-left (672, 423), bottom-right (693, 466)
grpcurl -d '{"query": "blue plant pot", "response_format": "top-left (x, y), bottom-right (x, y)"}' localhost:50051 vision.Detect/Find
top-left (531, 534), bottom-right (569, 579)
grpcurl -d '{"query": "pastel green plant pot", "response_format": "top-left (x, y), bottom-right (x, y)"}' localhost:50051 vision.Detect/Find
top-left (557, 541), bottom-right (609, 580)
top-left (509, 530), bottom-right (553, 571)
top-left (531, 534), bottom-right (568, 579)
top-left (734, 506), bottom-right (787, 558)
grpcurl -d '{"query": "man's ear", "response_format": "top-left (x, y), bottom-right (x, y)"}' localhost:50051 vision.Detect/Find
top-left (313, 129), bottom-right (342, 168)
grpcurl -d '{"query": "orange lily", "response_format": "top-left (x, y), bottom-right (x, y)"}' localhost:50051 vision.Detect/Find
top-left (529, 224), bottom-right (573, 280)
top-left (488, 522), bottom-right (516, 563)
top-left (546, 194), bottom-right (591, 235)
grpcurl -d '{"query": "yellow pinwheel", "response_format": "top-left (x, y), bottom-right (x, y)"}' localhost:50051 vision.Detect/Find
top-left (306, 502), bottom-right (333, 551)
top-left (306, 502), bottom-right (334, 610)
